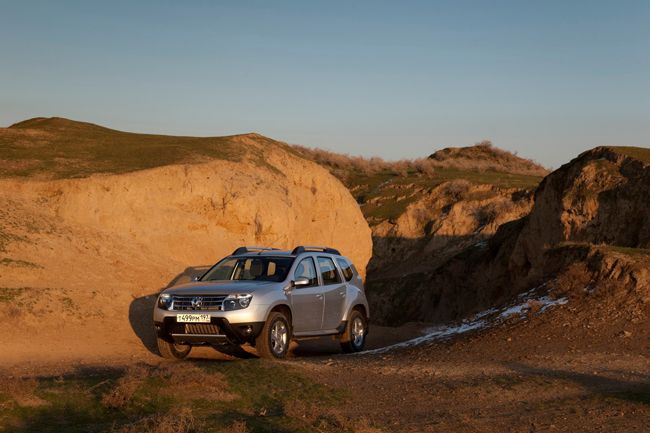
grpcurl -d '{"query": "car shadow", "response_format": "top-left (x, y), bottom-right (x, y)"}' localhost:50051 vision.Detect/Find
top-left (165, 265), bottom-right (212, 288)
top-left (128, 265), bottom-right (211, 357)
top-left (213, 344), bottom-right (259, 359)
top-left (128, 294), bottom-right (160, 355)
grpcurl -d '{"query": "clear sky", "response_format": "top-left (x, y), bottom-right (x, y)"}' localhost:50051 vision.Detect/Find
top-left (1, 0), bottom-right (648, 168)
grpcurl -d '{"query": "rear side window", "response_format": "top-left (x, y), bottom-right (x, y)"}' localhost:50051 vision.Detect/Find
top-left (294, 257), bottom-right (318, 287)
top-left (317, 257), bottom-right (341, 285)
top-left (336, 258), bottom-right (354, 281)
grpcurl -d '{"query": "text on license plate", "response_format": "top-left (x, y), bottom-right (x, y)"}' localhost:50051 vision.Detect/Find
top-left (176, 313), bottom-right (211, 323)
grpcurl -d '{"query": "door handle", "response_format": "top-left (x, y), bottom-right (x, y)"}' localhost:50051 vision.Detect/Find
top-left (316, 294), bottom-right (323, 299)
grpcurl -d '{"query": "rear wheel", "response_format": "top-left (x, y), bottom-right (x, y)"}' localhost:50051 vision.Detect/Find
top-left (340, 309), bottom-right (367, 353)
top-left (255, 311), bottom-right (291, 359)
top-left (157, 336), bottom-right (192, 360)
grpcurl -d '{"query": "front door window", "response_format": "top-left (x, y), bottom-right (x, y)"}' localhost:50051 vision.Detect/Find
top-left (290, 257), bottom-right (323, 332)
top-left (294, 257), bottom-right (318, 286)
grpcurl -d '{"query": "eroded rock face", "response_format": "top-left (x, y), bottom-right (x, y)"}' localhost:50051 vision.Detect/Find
top-left (0, 151), bottom-right (372, 293)
top-left (369, 180), bottom-right (534, 278)
top-left (511, 147), bottom-right (650, 275)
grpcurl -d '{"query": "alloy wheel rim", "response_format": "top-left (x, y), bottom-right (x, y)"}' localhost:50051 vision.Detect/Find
top-left (351, 317), bottom-right (365, 347)
top-left (271, 320), bottom-right (288, 354)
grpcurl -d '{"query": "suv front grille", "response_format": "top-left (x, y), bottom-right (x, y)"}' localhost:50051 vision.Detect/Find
top-left (171, 295), bottom-right (227, 311)
top-left (185, 323), bottom-right (220, 334)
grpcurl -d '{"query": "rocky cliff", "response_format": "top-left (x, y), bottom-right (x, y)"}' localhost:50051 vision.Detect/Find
top-left (369, 146), bottom-right (650, 326)
top-left (511, 146), bottom-right (650, 276)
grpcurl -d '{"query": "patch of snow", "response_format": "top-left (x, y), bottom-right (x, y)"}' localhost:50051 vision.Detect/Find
top-left (536, 296), bottom-right (568, 312)
top-left (359, 292), bottom-right (568, 356)
top-left (362, 320), bottom-right (488, 355)
top-left (473, 307), bottom-right (498, 320)
top-left (498, 303), bottom-right (529, 319)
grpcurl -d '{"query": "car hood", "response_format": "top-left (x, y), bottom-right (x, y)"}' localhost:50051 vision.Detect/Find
top-left (161, 280), bottom-right (280, 295)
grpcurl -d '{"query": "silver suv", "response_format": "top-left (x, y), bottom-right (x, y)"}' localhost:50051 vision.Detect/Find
top-left (153, 246), bottom-right (369, 359)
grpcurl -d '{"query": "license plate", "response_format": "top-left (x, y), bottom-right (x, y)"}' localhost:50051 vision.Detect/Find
top-left (176, 313), bottom-right (211, 323)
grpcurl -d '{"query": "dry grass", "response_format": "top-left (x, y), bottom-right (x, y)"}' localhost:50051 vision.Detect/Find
top-left (0, 377), bottom-right (47, 408)
top-left (442, 179), bottom-right (472, 198)
top-left (292, 144), bottom-right (396, 177)
top-left (101, 363), bottom-right (236, 410)
top-left (105, 407), bottom-right (199, 433)
top-left (0, 361), bottom-right (345, 433)
top-left (474, 199), bottom-right (517, 227)
top-left (101, 365), bottom-right (148, 409)
top-left (283, 399), bottom-right (385, 432)
top-left (293, 140), bottom-right (548, 179)
top-left (155, 362), bottom-right (237, 402)
top-left (216, 420), bottom-right (249, 433)
top-left (429, 140), bottom-right (548, 176)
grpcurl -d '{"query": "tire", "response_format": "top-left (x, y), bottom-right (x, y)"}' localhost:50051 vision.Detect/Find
top-left (340, 309), bottom-right (367, 353)
top-left (157, 336), bottom-right (192, 360)
top-left (255, 311), bottom-right (291, 359)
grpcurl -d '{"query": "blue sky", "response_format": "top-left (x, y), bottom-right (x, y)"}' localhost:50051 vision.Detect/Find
top-left (1, 0), bottom-right (648, 168)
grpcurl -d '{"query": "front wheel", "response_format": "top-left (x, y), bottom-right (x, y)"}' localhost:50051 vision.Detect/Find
top-left (255, 311), bottom-right (291, 359)
top-left (157, 336), bottom-right (192, 360)
top-left (340, 309), bottom-right (367, 353)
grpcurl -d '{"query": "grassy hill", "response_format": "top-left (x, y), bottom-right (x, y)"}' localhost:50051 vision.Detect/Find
top-left (428, 140), bottom-right (548, 176)
top-left (0, 117), bottom-right (284, 179)
top-left (292, 141), bottom-right (548, 224)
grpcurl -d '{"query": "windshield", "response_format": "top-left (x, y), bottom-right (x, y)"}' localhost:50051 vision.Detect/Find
top-left (201, 256), bottom-right (294, 282)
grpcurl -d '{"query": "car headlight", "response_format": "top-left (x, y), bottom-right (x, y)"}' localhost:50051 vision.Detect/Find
top-left (223, 293), bottom-right (252, 311)
top-left (158, 293), bottom-right (172, 310)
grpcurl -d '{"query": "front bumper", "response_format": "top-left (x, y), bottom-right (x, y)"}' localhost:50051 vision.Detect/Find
top-left (154, 317), bottom-right (264, 345)
top-left (153, 304), bottom-right (268, 345)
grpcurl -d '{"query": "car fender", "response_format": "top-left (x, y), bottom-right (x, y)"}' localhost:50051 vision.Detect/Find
top-left (262, 299), bottom-right (293, 322)
top-left (341, 285), bottom-right (370, 322)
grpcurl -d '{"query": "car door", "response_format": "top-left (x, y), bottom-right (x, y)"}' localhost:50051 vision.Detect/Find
top-left (318, 256), bottom-right (347, 331)
top-left (289, 256), bottom-right (324, 333)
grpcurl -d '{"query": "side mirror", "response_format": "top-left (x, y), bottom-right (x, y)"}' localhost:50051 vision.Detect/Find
top-left (292, 277), bottom-right (310, 288)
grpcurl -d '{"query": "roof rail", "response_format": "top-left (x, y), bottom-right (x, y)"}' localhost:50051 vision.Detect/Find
top-left (291, 246), bottom-right (341, 255)
top-left (231, 246), bottom-right (280, 255)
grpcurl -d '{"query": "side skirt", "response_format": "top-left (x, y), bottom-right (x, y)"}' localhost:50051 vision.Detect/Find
top-left (293, 321), bottom-right (347, 339)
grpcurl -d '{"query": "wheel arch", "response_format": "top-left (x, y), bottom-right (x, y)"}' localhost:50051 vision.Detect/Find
top-left (351, 303), bottom-right (368, 319)
top-left (268, 303), bottom-right (293, 327)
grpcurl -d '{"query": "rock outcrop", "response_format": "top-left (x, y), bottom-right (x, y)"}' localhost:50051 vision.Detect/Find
top-left (511, 146), bottom-right (650, 276)
top-left (369, 180), bottom-right (534, 278)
